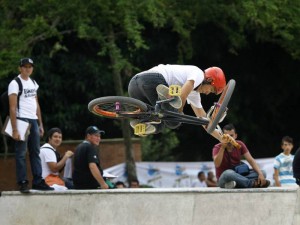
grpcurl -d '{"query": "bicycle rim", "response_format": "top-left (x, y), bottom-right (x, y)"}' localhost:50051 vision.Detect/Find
top-left (88, 96), bottom-right (148, 119)
top-left (206, 79), bottom-right (236, 133)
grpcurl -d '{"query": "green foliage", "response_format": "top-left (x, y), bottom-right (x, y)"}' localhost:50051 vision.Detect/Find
top-left (141, 129), bottom-right (179, 161)
top-left (0, 0), bottom-right (300, 160)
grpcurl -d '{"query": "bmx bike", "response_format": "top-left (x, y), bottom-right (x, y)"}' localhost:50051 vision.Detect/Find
top-left (88, 79), bottom-right (236, 138)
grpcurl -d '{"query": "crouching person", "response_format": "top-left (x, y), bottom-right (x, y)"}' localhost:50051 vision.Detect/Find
top-left (39, 128), bottom-right (74, 190)
top-left (213, 124), bottom-right (270, 189)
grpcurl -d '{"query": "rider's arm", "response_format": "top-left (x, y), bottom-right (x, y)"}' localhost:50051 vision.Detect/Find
top-left (191, 104), bottom-right (223, 142)
top-left (179, 80), bottom-right (195, 112)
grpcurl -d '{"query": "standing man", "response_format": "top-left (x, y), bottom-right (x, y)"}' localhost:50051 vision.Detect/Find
top-left (8, 58), bottom-right (53, 193)
top-left (273, 136), bottom-right (297, 187)
top-left (39, 128), bottom-right (74, 189)
top-left (212, 124), bottom-right (270, 189)
top-left (73, 126), bottom-right (109, 189)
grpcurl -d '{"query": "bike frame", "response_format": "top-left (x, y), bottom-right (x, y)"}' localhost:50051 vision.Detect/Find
top-left (116, 98), bottom-right (210, 126)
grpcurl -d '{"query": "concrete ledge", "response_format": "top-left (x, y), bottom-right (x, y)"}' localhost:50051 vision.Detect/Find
top-left (1, 187), bottom-right (299, 225)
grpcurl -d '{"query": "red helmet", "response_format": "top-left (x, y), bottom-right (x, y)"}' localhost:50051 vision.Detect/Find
top-left (204, 67), bottom-right (226, 94)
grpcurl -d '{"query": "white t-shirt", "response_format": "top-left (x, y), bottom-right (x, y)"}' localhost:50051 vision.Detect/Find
top-left (39, 143), bottom-right (59, 178)
top-left (148, 64), bottom-right (204, 108)
top-left (8, 75), bottom-right (39, 119)
top-left (191, 180), bottom-right (207, 187)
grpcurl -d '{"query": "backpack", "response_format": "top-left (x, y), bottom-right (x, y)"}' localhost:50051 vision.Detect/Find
top-left (0, 77), bottom-right (35, 119)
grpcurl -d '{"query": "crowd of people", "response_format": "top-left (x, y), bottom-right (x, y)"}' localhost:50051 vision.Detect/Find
top-left (5, 57), bottom-right (300, 192)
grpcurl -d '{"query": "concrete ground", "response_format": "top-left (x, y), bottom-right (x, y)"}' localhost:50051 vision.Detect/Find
top-left (0, 187), bottom-right (299, 225)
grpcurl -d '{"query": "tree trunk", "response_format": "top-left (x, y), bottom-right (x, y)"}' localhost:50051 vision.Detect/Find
top-left (107, 28), bottom-right (137, 184)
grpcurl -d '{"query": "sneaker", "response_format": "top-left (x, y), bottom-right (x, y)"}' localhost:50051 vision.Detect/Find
top-left (32, 179), bottom-right (54, 191)
top-left (224, 181), bottom-right (236, 189)
top-left (156, 84), bottom-right (182, 109)
top-left (19, 181), bottom-right (30, 194)
top-left (252, 179), bottom-right (270, 188)
top-left (130, 120), bottom-right (156, 136)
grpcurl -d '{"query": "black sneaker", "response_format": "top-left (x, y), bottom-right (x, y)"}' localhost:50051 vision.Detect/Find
top-left (252, 179), bottom-right (271, 188)
top-left (32, 180), bottom-right (54, 191)
top-left (19, 181), bottom-right (30, 194)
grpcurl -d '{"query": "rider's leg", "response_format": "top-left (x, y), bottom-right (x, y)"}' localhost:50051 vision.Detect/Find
top-left (128, 72), bottom-right (167, 135)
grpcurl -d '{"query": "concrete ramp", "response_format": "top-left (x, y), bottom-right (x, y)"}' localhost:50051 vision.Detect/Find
top-left (0, 187), bottom-right (299, 225)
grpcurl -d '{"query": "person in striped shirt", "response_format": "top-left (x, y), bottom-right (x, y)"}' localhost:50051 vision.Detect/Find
top-left (273, 136), bottom-right (297, 187)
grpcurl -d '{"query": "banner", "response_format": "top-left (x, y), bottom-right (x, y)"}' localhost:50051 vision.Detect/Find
top-left (104, 158), bottom-right (276, 188)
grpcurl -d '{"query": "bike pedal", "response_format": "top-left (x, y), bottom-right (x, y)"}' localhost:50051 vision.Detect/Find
top-left (169, 85), bottom-right (181, 96)
top-left (134, 123), bottom-right (146, 136)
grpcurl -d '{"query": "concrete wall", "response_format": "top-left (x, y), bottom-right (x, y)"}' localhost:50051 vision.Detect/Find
top-left (0, 138), bottom-right (141, 191)
top-left (0, 187), bottom-right (299, 225)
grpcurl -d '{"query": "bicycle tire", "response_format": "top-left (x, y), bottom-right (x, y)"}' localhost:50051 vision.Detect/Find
top-left (88, 96), bottom-right (148, 119)
top-left (206, 79), bottom-right (236, 134)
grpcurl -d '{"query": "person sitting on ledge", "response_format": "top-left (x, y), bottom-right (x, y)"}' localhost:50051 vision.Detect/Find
top-left (212, 123), bottom-right (270, 189)
top-left (72, 126), bottom-right (109, 190)
top-left (39, 128), bottom-right (74, 190)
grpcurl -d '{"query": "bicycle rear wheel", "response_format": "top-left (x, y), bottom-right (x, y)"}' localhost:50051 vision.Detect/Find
top-left (88, 96), bottom-right (148, 119)
top-left (206, 79), bottom-right (236, 134)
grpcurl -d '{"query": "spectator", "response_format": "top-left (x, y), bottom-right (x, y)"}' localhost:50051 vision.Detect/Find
top-left (8, 58), bottom-right (53, 193)
top-left (191, 171), bottom-right (207, 187)
top-left (73, 126), bottom-right (109, 189)
top-left (212, 124), bottom-right (270, 189)
top-left (206, 171), bottom-right (217, 187)
top-left (274, 136), bottom-right (297, 187)
top-left (293, 147), bottom-right (300, 186)
top-left (129, 179), bottom-right (140, 188)
top-left (39, 128), bottom-right (74, 190)
top-left (115, 181), bottom-right (126, 188)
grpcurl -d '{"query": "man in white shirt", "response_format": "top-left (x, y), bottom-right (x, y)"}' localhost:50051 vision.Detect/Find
top-left (40, 128), bottom-right (74, 190)
top-left (128, 64), bottom-right (226, 141)
top-left (192, 171), bottom-right (207, 187)
top-left (8, 58), bottom-right (53, 193)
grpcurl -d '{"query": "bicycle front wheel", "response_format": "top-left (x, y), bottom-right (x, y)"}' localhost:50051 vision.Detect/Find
top-left (206, 79), bottom-right (236, 134)
top-left (88, 96), bottom-right (148, 119)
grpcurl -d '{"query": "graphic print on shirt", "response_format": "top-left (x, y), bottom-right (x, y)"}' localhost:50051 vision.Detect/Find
top-left (23, 88), bottom-right (36, 98)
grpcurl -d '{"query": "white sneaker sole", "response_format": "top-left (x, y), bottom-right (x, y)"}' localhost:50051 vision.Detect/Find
top-left (156, 84), bottom-right (182, 109)
top-left (224, 181), bottom-right (236, 189)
